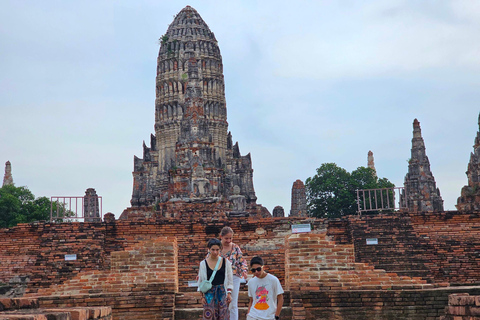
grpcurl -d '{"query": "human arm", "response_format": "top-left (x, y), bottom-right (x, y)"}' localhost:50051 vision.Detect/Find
top-left (275, 294), bottom-right (284, 318)
top-left (225, 258), bottom-right (233, 304)
top-left (197, 260), bottom-right (207, 304)
top-left (232, 244), bottom-right (248, 279)
top-left (247, 297), bottom-right (253, 315)
top-left (197, 260), bottom-right (207, 289)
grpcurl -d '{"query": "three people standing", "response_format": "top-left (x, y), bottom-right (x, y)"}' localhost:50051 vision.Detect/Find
top-left (198, 227), bottom-right (283, 320)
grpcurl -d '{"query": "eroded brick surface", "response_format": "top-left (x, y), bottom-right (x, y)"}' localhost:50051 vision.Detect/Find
top-left (401, 119), bottom-right (444, 212)
top-left (457, 113), bottom-right (480, 212)
top-left (0, 299), bottom-right (111, 320)
top-left (130, 6), bottom-right (258, 211)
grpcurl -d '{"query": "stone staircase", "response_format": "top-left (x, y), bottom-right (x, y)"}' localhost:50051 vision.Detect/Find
top-left (286, 232), bottom-right (438, 291)
top-left (174, 290), bottom-right (292, 320)
top-left (349, 215), bottom-right (437, 283)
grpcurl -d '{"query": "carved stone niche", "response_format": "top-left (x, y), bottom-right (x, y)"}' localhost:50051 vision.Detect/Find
top-left (227, 185), bottom-right (248, 217)
top-left (84, 188), bottom-right (100, 222)
top-left (272, 206), bottom-right (285, 218)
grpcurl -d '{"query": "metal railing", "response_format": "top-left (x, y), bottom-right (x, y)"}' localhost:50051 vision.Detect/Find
top-left (356, 187), bottom-right (406, 214)
top-left (50, 196), bottom-right (102, 222)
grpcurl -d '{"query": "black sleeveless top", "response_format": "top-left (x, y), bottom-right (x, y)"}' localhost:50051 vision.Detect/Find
top-left (206, 257), bottom-right (226, 285)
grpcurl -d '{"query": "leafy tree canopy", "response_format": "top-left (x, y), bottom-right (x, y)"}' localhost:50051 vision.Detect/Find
top-left (305, 163), bottom-right (395, 219)
top-left (0, 185), bottom-right (51, 228)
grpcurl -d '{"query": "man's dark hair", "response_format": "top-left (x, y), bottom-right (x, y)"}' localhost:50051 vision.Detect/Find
top-left (250, 256), bottom-right (264, 266)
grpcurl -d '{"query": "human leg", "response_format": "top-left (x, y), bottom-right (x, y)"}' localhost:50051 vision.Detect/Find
top-left (229, 275), bottom-right (241, 320)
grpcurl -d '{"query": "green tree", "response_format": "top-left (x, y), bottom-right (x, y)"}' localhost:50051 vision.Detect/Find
top-left (305, 163), bottom-right (395, 218)
top-left (0, 185), bottom-right (51, 228)
top-left (305, 163), bottom-right (356, 218)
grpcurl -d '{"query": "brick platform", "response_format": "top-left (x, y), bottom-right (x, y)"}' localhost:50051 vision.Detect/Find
top-left (0, 298), bottom-right (111, 320)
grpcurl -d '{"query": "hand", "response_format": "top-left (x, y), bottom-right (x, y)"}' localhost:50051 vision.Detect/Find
top-left (275, 316), bottom-right (280, 320)
top-left (226, 292), bottom-right (232, 304)
top-left (201, 296), bottom-right (206, 305)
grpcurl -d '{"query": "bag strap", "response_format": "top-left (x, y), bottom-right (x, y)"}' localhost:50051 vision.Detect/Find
top-left (206, 257), bottom-right (222, 283)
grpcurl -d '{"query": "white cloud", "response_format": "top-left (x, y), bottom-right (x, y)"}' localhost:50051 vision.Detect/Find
top-left (271, 0), bottom-right (480, 79)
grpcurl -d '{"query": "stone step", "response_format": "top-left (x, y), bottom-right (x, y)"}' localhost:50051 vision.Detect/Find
top-left (175, 291), bottom-right (291, 308)
top-left (174, 306), bottom-right (292, 320)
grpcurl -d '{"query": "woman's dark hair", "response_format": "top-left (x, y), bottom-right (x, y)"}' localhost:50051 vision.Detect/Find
top-left (250, 256), bottom-right (264, 266)
top-left (207, 238), bottom-right (222, 249)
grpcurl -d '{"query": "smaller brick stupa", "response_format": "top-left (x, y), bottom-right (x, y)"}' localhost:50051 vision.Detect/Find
top-left (457, 112), bottom-right (480, 212)
top-left (367, 150), bottom-right (376, 176)
top-left (401, 119), bottom-right (444, 212)
top-left (2, 161), bottom-right (13, 187)
top-left (290, 179), bottom-right (307, 217)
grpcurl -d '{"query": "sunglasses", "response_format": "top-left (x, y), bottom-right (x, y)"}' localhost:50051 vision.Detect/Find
top-left (250, 267), bottom-right (262, 273)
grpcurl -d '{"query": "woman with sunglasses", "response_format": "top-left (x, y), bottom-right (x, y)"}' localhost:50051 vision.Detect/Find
top-left (198, 238), bottom-right (233, 320)
top-left (218, 226), bottom-right (248, 320)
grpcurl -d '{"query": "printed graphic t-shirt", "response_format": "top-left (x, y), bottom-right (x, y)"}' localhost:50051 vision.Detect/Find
top-left (247, 273), bottom-right (284, 320)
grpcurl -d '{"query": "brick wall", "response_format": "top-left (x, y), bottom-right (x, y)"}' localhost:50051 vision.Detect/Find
top-left (36, 290), bottom-right (174, 320)
top-left (0, 298), bottom-right (112, 320)
top-left (346, 212), bottom-right (480, 285)
top-left (2, 211), bottom-right (480, 293)
top-left (101, 215), bottom-right (322, 291)
top-left (410, 212), bottom-right (480, 285)
top-left (285, 232), bottom-right (432, 291)
top-left (28, 238), bottom-right (177, 320)
top-left (292, 288), bottom-right (480, 320)
top-left (441, 293), bottom-right (480, 320)
top-left (0, 222), bottom-right (107, 293)
top-left (2, 211), bottom-right (480, 318)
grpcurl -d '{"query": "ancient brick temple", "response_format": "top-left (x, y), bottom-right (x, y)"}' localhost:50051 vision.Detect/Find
top-left (130, 6), bottom-right (257, 213)
top-left (401, 119), bottom-right (444, 212)
top-left (457, 112), bottom-right (480, 212)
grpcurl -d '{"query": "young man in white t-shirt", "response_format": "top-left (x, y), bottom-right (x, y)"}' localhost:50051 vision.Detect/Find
top-left (247, 256), bottom-right (284, 320)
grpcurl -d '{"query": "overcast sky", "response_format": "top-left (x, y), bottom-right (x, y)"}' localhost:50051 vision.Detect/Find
top-left (1, 1), bottom-right (479, 218)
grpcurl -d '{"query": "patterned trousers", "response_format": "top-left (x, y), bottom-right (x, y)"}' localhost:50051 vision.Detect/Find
top-left (203, 284), bottom-right (229, 320)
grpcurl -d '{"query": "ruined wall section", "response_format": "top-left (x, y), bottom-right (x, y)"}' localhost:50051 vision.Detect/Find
top-left (285, 232), bottom-right (432, 292)
top-left (441, 293), bottom-right (480, 320)
top-left (3, 211), bottom-right (480, 298)
top-left (0, 298), bottom-right (112, 320)
top-left (26, 238), bottom-right (177, 320)
top-left (292, 288), bottom-right (480, 320)
top-left (350, 212), bottom-right (480, 285)
top-left (0, 223), bottom-right (106, 294)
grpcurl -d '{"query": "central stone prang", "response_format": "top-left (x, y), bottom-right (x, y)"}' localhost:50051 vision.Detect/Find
top-left (130, 6), bottom-right (257, 210)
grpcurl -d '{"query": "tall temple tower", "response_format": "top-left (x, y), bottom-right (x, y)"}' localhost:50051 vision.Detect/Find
top-left (130, 6), bottom-right (257, 208)
top-left (401, 119), bottom-right (444, 212)
top-left (456, 112), bottom-right (480, 212)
